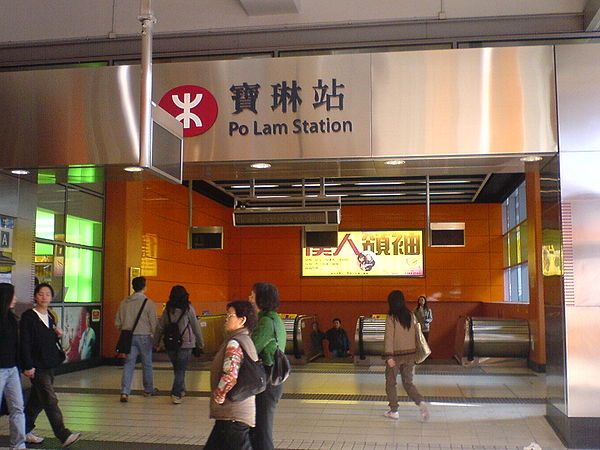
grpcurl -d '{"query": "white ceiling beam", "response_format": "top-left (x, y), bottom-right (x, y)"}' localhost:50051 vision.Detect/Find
top-left (584, 0), bottom-right (600, 31)
top-left (238, 0), bottom-right (300, 16)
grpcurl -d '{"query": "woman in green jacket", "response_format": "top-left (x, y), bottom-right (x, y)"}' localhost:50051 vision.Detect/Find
top-left (249, 282), bottom-right (286, 450)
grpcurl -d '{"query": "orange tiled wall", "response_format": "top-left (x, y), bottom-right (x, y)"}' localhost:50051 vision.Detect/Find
top-left (141, 180), bottom-right (238, 310)
top-left (105, 180), bottom-right (507, 359)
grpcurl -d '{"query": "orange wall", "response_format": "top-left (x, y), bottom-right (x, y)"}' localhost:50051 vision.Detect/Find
top-left (230, 203), bottom-right (504, 305)
top-left (104, 180), bottom-right (513, 359)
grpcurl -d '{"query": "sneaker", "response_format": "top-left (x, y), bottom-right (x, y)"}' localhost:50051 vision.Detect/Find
top-left (62, 432), bottom-right (82, 448)
top-left (120, 393), bottom-right (128, 403)
top-left (180, 390), bottom-right (186, 398)
top-left (25, 432), bottom-right (44, 444)
top-left (171, 395), bottom-right (182, 404)
top-left (143, 388), bottom-right (159, 397)
top-left (384, 410), bottom-right (399, 420)
top-left (419, 402), bottom-right (430, 422)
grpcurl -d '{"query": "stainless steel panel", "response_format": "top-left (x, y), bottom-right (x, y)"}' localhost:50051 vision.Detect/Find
top-left (152, 55), bottom-right (372, 162)
top-left (556, 43), bottom-right (600, 152)
top-left (469, 318), bottom-right (530, 358)
top-left (0, 65), bottom-right (140, 169)
top-left (371, 46), bottom-right (557, 157)
top-left (559, 150), bottom-right (600, 417)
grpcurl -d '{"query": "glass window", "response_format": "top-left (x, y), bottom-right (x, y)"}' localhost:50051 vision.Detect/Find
top-left (36, 184), bottom-right (66, 240)
top-left (64, 247), bottom-right (102, 303)
top-left (34, 243), bottom-right (65, 301)
top-left (66, 189), bottom-right (103, 247)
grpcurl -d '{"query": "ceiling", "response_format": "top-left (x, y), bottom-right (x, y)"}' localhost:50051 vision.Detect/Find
top-left (190, 154), bottom-right (550, 208)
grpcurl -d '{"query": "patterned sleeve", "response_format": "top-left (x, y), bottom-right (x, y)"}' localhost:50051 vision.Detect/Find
top-left (214, 339), bottom-right (243, 404)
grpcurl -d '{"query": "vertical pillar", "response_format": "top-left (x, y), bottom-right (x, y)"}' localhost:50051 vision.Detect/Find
top-left (102, 181), bottom-right (144, 358)
top-left (525, 166), bottom-right (546, 371)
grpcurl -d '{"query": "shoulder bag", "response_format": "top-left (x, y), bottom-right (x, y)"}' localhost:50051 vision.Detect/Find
top-left (266, 316), bottom-right (291, 386)
top-left (115, 298), bottom-right (147, 354)
top-left (414, 320), bottom-right (431, 364)
top-left (226, 339), bottom-right (267, 402)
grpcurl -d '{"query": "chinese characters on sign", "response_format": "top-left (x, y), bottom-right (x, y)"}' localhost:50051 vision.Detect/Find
top-left (228, 78), bottom-right (352, 137)
top-left (302, 231), bottom-right (424, 277)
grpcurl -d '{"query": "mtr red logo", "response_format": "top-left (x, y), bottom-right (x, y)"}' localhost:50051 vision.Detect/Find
top-left (159, 85), bottom-right (219, 137)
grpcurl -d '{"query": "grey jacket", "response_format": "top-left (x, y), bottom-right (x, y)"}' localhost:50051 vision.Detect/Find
top-left (154, 305), bottom-right (204, 349)
top-left (414, 306), bottom-right (433, 332)
top-left (115, 292), bottom-right (157, 336)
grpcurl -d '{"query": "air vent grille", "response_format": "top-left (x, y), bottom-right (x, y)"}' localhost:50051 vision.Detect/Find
top-left (233, 208), bottom-right (340, 227)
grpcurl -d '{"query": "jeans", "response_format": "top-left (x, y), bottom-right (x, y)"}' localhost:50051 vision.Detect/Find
top-left (331, 349), bottom-right (347, 357)
top-left (205, 420), bottom-right (252, 450)
top-left (385, 360), bottom-right (423, 411)
top-left (25, 368), bottom-right (71, 442)
top-left (0, 366), bottom-right (26, 449)
top-left (167, 348), bottom-right (192, 397)
top-left (121, 334), bottom-right (154, 395)
top-left (251, 382), bottom-right (283, 450)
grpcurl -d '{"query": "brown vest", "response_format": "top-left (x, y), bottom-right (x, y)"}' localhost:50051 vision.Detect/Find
top-left (209, 328), bottom-right (258, 427)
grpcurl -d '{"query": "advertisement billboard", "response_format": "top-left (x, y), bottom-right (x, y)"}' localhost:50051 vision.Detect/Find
top-left (302, 230), bottom-right (424, 277)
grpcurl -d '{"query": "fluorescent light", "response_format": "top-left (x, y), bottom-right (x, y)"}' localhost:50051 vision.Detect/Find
top-left (124, 166), bottom-right (144, 172)
top-left (250, 162), bottom-right (271, 169)
top-left (291, 183), bottom-right (341, 187)
top-left (10, 169), bottom-right (30, 175)
top-left (255, 195), bottom-right (290, 198)
top-left (360, 192), bottom-right (406, 196)
top-left (230, 184), bottom-right (279, 189)
top-left (355, 181), bottom-right (405, 186)
top-left (306, 194), bottom-right (347, 197)
top-left (520, 156), bottom-right (543, 162)
top-left (419, 191), bottom-right (465, 195)
top-left (428, 180), bottom-right (472, 184)
top-left (384, 159), bottom-right (406, 166)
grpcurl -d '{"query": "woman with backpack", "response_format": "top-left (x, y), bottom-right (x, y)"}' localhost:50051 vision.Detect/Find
top-left (153, 285), bottom-right (204, 404)
top-left (0, 283), bottom-right (26, 449)
top-left (249, 282), bottom-right (287, 450)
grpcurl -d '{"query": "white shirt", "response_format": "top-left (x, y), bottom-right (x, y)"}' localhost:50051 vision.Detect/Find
top-left (33, 308), bottom-right (50, 328)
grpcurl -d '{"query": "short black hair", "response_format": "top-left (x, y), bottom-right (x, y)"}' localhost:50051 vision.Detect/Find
top-left (132, 276), bottom-right (146, 292)
top-left (252, 282), bottom-right (280, 311)
top-left (227, 300), bottom-right (258, 331)
top-left (333, 318), bottom-right (341, 323)
top-left (34, 283), bottom-right (54, 298)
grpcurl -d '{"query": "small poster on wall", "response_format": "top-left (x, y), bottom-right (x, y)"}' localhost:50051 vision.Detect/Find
top-left (302, 230), bottom-right (424, 277)
top-left (61, 306), bottom-right (100, 362)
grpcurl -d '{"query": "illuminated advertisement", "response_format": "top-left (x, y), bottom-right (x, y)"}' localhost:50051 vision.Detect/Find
top-left (302, 230), bottom-right (424, 277)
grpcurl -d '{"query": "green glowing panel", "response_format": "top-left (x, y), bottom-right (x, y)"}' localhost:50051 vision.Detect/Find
top-left (64, 247), bottom-right (102, 303)
top-left (35, 242), bottom-right (54, 256)
top-left (36, 208), bottom-right (55, 240)
top-left (66, 215), bottom-right (102, 247)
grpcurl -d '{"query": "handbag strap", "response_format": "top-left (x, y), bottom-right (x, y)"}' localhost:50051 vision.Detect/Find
top-left (131, 298), bottom-right (148, 333)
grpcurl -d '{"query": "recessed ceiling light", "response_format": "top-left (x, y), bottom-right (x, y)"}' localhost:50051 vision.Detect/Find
top-left (384, 159), bottom-right (406, 166)
top-left (520, 156), bottom-right (543, 162)
top-left (230, 184), bottom-right (279, 189)
top-left (124, 166), bottom-right (144, 172)
top-left (10, 169), bottom-right (30, 175)
top-left (250, 162), bottom-right (271, 169)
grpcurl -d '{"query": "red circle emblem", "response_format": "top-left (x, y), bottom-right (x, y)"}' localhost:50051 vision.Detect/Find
top-left (159, 85), bottom-right (218, 137)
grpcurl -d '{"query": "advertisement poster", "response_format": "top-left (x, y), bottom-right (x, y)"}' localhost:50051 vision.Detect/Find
top-left (61, 306), bottom-right (99, 362)
top-left (302, 230), bottom-right (424, 277)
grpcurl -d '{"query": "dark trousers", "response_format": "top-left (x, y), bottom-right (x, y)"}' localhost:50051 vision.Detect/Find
top-left (251, 382), bottom-right (283, 450)
top-left (167, 348), bottom-right (192, 397)
top-left (423, 331), bottom-right (430, 342)
top-left (204, 420), bottom-right (252, 450)
top-left (385, 360), bottom-right (423, 411)
top-left (25, 368), bottom-right (71, 442)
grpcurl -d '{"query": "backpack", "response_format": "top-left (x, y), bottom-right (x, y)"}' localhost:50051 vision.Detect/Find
top-left (163, 310), bottom-right (188, 351)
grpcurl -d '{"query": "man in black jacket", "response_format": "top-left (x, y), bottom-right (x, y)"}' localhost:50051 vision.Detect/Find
top-left (325, 318), bottom-right (350, 357)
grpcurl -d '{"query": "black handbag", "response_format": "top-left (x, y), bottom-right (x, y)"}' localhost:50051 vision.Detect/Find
top-left (266, 317), bottom-right (291, 386)
top-left (226, 339), bottom-right (267, 402)
top-left (115, 299), bottom-right (147, 354)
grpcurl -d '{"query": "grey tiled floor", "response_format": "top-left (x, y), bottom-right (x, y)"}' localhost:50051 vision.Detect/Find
top-left (0, 362), bottom-right (568, 449)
